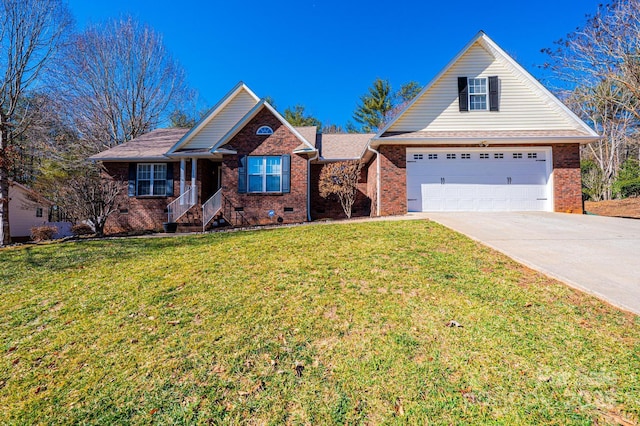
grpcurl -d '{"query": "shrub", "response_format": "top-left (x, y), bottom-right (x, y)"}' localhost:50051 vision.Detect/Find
top-left (30, 225), bottom-right (58, 242)
top-left (72, 223), bottom-right (94, 236)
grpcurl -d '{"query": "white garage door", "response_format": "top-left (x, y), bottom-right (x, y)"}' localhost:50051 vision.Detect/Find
top-left (406, 148), bottom-right (552, 212)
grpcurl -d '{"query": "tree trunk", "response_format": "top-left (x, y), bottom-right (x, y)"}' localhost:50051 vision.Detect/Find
top-left (0, 118), bottom-right (11, 246)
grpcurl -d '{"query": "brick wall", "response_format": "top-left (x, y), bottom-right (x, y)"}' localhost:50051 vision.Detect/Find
top-left (221, 108), bottom-right (309, 225)
top-left (552, 143), bottom-right (583, 213)
top-left (378, 145), bottom-right (407, 216)
top-left (103, 162), bottom-right (181, 234)
top-left (309, 163), bottom-right (371, 220)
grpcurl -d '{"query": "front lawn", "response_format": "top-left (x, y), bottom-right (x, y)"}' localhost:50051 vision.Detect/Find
top-left (1, 220), bottom-right (638, 424)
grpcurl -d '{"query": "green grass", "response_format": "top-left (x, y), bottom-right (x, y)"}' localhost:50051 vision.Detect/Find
top-left (1, 220), bottom-right (639, 425)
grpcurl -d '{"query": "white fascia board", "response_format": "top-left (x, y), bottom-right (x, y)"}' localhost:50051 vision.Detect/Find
top-left (167, 82), bottom-right (261, 154)
top-left (370, 136), bottom-right (599, 146)
top-left (165, 151), bottom-right (218, 158)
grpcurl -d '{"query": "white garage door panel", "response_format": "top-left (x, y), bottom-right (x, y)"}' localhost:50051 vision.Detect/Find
top-left (407, 149), bottom-right (552, 212)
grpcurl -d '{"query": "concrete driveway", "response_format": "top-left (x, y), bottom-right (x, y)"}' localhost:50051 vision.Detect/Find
top-left (424, 212), bottom-right (640, 315)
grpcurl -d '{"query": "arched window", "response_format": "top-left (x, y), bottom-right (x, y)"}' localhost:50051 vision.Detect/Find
top-left (256, 125), bottom-right (273, 135)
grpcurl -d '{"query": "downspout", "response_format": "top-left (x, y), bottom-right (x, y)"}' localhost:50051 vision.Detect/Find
top-left (307, 151), bottom-right (319, 222)
top-left (367, 145), bottom-right (381, 216)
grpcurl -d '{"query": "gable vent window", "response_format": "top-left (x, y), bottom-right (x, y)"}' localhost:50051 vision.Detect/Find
top-left (528, 152), bottom-right (538, 159)
top-left (513, 153), bottom-right (523, 159)
top-left (461, 153), bottom-right (471, 159)
top-left (413, 154), bottom-right (424, 160)
top-left (458, 76), bottom-right (499, 112)
top-left (446, 153), bottom-right (456, 159)
top-left (480, 153), bottom-right (489, 159)
top-left (428, 154), bottom-right (438, 160)
top-left (494, 153), bottom-right (504, 159)
top-left (256, 125), bottom-right (273, 135)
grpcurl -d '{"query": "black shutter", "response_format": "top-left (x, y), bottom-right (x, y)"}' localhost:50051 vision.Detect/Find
top-left (128, 163), bottom-right (136, 196)
top-left (165, 163), bottom-right (174, 196)
top-left (458, 77), bottom-right (469, 111)
top-left (489, 76), bottom-right (499, 111)
top-left (281, 154), bottom-right (290, 193)
top-left (238, 155), bottom-right (247, 193)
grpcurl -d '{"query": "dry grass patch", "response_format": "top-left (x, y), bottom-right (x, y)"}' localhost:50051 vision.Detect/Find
top-left (1, 220), bottom-right (639, 424)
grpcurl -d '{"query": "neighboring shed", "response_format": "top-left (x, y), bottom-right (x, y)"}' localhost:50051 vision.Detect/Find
top-left (8, 181), bottom-right (52, 240)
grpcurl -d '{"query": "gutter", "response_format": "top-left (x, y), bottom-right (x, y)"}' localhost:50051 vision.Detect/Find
top-left (366, 145), bottom-right (381, 216)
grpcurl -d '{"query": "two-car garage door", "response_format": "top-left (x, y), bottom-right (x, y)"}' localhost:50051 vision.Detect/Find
top-left (406, 148), bottom-right (552, 212)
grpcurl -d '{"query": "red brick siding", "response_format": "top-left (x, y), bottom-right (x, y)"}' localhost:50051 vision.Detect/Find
top-left (367, 156), bottom-right (378, 216)
top-left (309, 163), bottom-right (371, 219)
top-left (378, 146), bottom-right (407, 216)
top-left (221, 108), bottom-right (308, 225)
top-left (103, 162), bottom-right (181, 233)
top-left (552, 143), bottom-right (583, 213)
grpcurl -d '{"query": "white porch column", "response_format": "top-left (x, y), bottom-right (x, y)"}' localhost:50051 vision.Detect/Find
top-left (179, 158), bottom-right (186, 195)
top-left (191, 158), bottom-right (197, 205)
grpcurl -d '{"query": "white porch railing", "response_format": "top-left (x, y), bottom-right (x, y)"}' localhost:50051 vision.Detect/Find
top-left (167, 185), bottom-right (196, 223)
top-left (202, 188), bottom-right (222, 232)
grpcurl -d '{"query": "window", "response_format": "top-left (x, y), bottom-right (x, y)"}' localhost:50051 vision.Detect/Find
top-left (528, 152), bottom-right (538, 159)
top-left (413, 154), bottom-right (424, 160)
top-left (446, 153), bottom-right (456, 159)
top-left (513, 153), bottom-right (523, 159)
top-left (35, 207), bottom-right (43, 218)
top-left (480, 153), bottom-right (489, 159)
top-left (494, 153), bottom-right (504, 159)
top-left (428, 154), bottom-right (438, 160)
top-left (256, 126), bottom-right (273, 135)
top-left (137, 163), bottom-right (167, 196)
top-left (248, 156), bottom-right (283, 193)
top-left (468, 78), bottom-right (487, 110)
top-left (461, 153), bottom-right (471, 159)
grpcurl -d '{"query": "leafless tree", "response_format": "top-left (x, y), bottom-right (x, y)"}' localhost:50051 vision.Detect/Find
top-left (543, 0), bottom-right (640, 199)
top-left (57, 16), bottom-right (190, 152)
top-left (319, 160), bottom-right (363, 219)
top-left (0, 0), bottom-right (72, 245)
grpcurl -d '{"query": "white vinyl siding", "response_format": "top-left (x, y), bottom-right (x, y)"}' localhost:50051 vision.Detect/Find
top-left (180, 89), bottom-right (258, 150)
top-left (8, 184), bottom-right (47, 237)
top-left (390, 42), bottom-right (583, 132)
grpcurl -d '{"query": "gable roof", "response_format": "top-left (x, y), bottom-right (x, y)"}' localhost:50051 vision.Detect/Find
top-left (374, 31), bottom-right (599, 144)
top-left (167, 82), bottom-right (260, 154)
top-left (89, 128), bottom-right (188, 161)
top-left (210, 100), bottom-right (317, 154)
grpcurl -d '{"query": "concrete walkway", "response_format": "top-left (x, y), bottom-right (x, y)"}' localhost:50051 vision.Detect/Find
top-left (425, 212), bottom-right (640, 315)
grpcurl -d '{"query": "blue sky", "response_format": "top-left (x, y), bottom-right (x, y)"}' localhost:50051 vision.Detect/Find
top-left (67, 0), bottom-right (601, 128)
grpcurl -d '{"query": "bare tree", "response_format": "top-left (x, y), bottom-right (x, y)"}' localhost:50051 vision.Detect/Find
top-left (58, 16), bottom-right (190, 151)
top-left (0, 0), bottom-right (71, 245)
top-left (319, 160), bottom-right (363, 219)
top-left (543, 0), bottom-right (640, 199)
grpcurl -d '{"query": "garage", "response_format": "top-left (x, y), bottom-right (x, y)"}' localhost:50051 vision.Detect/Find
top-left (406, 147), bottom-right (553, 212)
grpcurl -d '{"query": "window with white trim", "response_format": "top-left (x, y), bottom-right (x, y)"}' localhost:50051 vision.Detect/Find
top-left (137, 163), bottom-right (167, 196)
top-left (248, 156), bottom-right (282, 193)
top-left (36, 207), bottom-right (43, 218)
top-left (256, 126), bottom-right (273, 135)
top-left (468, 78), bottom-right (487, 110)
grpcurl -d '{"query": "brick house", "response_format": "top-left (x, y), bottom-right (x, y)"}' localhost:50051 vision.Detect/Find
top-left (90, 32), bottom-right (599, 234)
